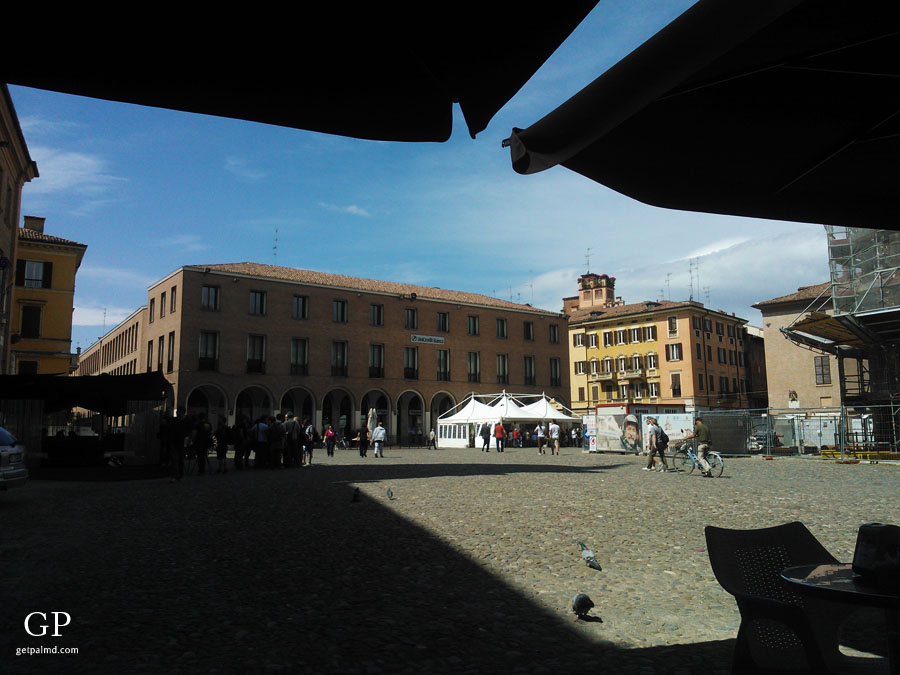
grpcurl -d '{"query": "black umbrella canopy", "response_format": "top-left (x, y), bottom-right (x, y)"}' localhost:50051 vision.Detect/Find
top-left (506, 0), bottom-right (900, 229)
top-left (3, 4), bottom-right (597, 142)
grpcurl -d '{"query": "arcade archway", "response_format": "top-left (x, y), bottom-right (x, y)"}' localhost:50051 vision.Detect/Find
top-left (397, 390), bottom-right (424, 446)
top-left (235, 385), bottom-right (273, 425)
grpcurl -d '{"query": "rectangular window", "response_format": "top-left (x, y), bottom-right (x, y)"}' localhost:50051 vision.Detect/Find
top-left (727, 324), bottom-right (735, 337)
top-left (496, 318), bottom-right (507, 338)
top-left (647, 353), bottom-right (658, 369)
top-left (332, 299), bottom-right (348, 323)
top-left (619, 384), bottom-right (629, 400)
top-left (575, 361), bottom-right (586, 375)
top-left (331, 341), bottom-right (348, 377)
top-left (671, 373), bottom-right (682, 397)
top-left (588, 333), bottom-right (598, 348)
top-left (468, 352), bottom-right (481, 383)
top-left (405, 308), bottom-right (418, 330)
top-left (578, 387), bottom-right (586, 401)
top-left (468, 315), bottom-right (479, 336)
top-left (709, 374), bottom-right (715, 392)
top-left (602, 330), bottom-right (613, 347)
top-left (20, 305), bottom-right (41, 338)
top-left (524, 356), bottom-right (535, 385)
top-left (247, 334), bottom-right (266, 373)
top-left (202, 285), bottom-right (220, 310)
top-left (643, 325), bottom-right (657, 341)
top-left (292, 295), bottom-right (309, 320)
top-left (17, 260), bottom-right (53, 289)
top-left (198, 331), bottom-right (218, 371)
top-left (496, 354), bottom-right (509, 384)
top-left (170, 286), bottom-right (177, 313)
top-left (729, 349), bottom-right (736, 365)
top-left (591, 385), bottom-right (599, 402)
top-left (292, 338), bottom-right (309, 375)
top-left (696, 342), bottom-right (703, 359)
top-left (149, 298), bottom-right (155, 323)
top-left (404, 347), bottom-right (418, 379)
top-left (629, 327), bottom-right (641, 343)
top-left (693, 316), bottom-right (701, 329)
top-left (706, 344), bottom-right (713, 361)
top-left (697, 372), bottom-right (704, 391)
top-left (147, 340), bottom-right (153, 372)
top-left (524, 321), bottom-right (534, 341)
top-left (549, 324), bottom-right (559, 343)
top-left (604, 383), bottom-right (614, 400)
top-left (718, 347), bottom-right (727, 363)
top-left (550, 358), bottom-right (561, 387)
top-left (615, 328), bottom-right (628, 345)
top-left (370, 303), bottom-right (384, 326)
top-left (667, 316), bottom-right (678, 336)
top-left (719, 376), bottom-right (729, 393)
top-left (648, 381), bottom-right (660, 398)
top-left (160, 292), bottom-right (167, 318)
top-left (437, 311), bottom-right (450, 332)
top-left (573, 333), bottom-right (583, 347)
top-left (703, 318), bottom-right (712, 332)
top-left (814, 355), bottom-right (832, 385)
top-left (716, 321), bottom-right (724, 335)
top-left (665, 343), bottom-right (683, 361)
top-left (167, 331), bottom-right (175, 372)
top-left (157, 336), bottom-right (164, 372)
top-left (437, 349), bottom-right (450, 381)
top-left (368, 343), bottom-right (384, 378)
top-left (249, 290), bottom-right (267, 315)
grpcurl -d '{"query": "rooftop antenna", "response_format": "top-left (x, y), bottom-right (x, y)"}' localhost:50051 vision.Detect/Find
top-left (703, 286), bottom-right (711, 305)
top-left (665, 273), bottom-right (672, 301)
top-left (273, 227), bottom-right (279, 264)
top-left (585, 247), bottom-right (592, 273)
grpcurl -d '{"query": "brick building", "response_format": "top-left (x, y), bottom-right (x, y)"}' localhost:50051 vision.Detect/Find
top-left (565, 273), bottom-right (752, 415)
top-left (76, 262), bottom-right (569, 442)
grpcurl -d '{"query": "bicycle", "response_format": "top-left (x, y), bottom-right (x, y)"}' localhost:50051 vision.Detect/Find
top-left (668, 440), bottom-right (724, 477)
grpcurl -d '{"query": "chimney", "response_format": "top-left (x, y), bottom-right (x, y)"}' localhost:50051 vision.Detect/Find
top-left (23, 216), bottom-right (46, 234)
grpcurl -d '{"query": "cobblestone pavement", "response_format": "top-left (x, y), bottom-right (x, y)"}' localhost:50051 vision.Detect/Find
top-left (1, 447), bottom-right (896, 674)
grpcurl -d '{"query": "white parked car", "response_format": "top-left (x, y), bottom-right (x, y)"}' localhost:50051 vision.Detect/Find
top-left (0, 426), bottom-right (28, 490)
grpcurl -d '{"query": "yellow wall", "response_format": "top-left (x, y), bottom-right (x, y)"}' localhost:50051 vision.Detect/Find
top-left (10, 237), bottom-right (84, 374)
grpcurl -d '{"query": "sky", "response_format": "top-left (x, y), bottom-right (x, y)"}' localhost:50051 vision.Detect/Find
top-left (9, 0), bottom-right (829, 353)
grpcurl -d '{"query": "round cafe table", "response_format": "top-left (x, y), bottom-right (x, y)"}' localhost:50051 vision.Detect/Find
top-left (781, 563), bottom-right (900, 674)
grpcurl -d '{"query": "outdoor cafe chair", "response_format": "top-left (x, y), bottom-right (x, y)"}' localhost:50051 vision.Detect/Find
top-left (705, 521), bottom-right (886, 674)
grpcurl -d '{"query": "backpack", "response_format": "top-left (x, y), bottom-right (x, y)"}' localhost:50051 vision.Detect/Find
top-left (657, 427), bottom-right (669, 446)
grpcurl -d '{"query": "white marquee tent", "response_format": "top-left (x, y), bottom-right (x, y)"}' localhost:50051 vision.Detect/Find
top-left (437, 392), bottom-right (578, 448)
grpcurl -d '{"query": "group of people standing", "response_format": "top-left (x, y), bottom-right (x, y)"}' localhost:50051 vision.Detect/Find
top-left (479, 420), bottom-right (569, 454)
top-left (162, 411), bottom-right (319, 481)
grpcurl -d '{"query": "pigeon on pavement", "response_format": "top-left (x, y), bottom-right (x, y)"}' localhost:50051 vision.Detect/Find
top-left (387, 488), bottom-right (394, 500)
top-left (578, 541), bottom-right (602, 571)
top-left (571, 593), bottom-right (595, 620)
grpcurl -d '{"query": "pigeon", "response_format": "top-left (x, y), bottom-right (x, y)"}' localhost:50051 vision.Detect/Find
top-left (572, 593), bottom-right (595, 620)
top-left (351, 487), bottom-right (360, 502)
top-left (386, 488), bottom-right (394, 500)
top-left (578, 541), bottom-right (602, 571)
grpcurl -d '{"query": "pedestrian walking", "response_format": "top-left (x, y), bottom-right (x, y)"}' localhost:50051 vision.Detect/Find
top-left (371, 420), bottom-right (386, 457)
top-left (494, 421), bottom-right (506, 452)
top-left (428, 428), bottom-right (437, 449)
top-left (283, 415), bottom-right (302, 467)
top-left (480, 423), bottom-right (491, 452)
top-left (643, 417), bottom-right (670, 472)
top-left (324, 424), bottom-right (337, 456)
top-left (549, 420), bottom-right (561, 455)
top-left (534, 423), bottom-right (546, 454)
top-left (358, 428), bottom-right (370, 458)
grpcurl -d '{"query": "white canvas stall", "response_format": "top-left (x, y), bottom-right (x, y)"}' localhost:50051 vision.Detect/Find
top-left (519, 397), bottom-right (578, 421)
top-left (437, 397), bottom-right (499, 448)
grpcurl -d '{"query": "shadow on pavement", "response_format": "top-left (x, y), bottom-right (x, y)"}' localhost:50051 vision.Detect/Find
top-left (2, 465), bottom-right (732, 674)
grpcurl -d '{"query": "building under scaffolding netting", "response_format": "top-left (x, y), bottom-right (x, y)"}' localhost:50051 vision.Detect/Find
top-left (780, 228), bottom-right (900, 456)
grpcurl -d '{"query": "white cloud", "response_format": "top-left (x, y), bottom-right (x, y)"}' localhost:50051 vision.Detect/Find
top-left (26, 145), bottom-right (124, 196)
top-left (72, 305), bottom-right (135, 327)
top-left (317, 202), bottom-right (371, 217)
top-left (18, 115), bottom-right (81, 139)
top-left (224, 156), bottom-right (267, 182)
top-left (159, 234), bottom-right (209, 252)
top-left (77, 266), bottom-right (157, 288)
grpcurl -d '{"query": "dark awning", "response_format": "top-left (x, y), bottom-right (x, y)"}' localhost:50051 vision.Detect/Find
top-left (0, 372), bottom-right (171, 415)
top-left (505, 0), bottom-right (900, 229)
top-left (2, 4), bottom-right (597, 142)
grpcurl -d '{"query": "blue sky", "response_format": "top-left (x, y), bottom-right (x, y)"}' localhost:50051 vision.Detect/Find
top-left (10, 0), bottom-right (829, 353)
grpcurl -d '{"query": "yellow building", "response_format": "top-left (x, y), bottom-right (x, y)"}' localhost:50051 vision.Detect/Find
top-left (564, 273), bottom-right (751, 416)
top-left (1, 84), bottom-right (39, 373)
top-left (9, 216), bottom-right (87, 374)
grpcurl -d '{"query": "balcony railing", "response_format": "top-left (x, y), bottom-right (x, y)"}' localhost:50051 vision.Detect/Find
top-left (246, 359), bottom-right (265, 374)
top-left (623, 368), bottom-right (643, 379)
top-left (589, 371), bottom-right (614, 381)
top-left (198, 357), bottom-right (218, 371)
top-left (331, 365), bottom-right (348, 377)
top-left (437, 370), bottom-right (450, 381)
top-left (468, 373), bottom-right (481, 383)
top-left (291, 363), bottom-right (309, 376)
top-left (404, 367), bottom-right (418, 380)
top-left (369, 366), bottom-right (384, 378)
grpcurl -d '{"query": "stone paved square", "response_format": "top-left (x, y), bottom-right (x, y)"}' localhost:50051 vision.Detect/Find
top-left (1, 447), bottom-right (896, 673)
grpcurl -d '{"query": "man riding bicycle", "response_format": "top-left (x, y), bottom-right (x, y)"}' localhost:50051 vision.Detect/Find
top-left (683, 417), bottom-right (714, 477)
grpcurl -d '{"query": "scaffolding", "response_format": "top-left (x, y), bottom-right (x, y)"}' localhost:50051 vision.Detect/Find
top-left (827, 226), bottom-right (900, 314)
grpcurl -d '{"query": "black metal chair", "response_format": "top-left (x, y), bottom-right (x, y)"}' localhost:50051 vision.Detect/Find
top-left (705, 521), bottom-right (886, 674)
